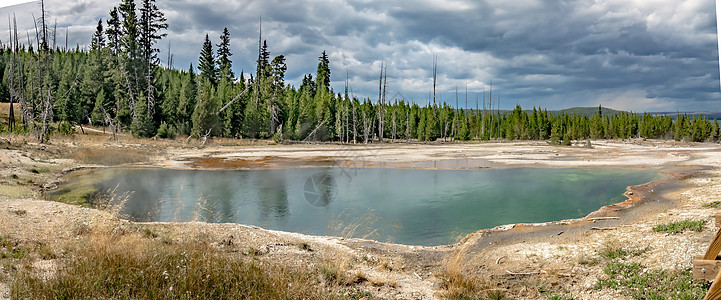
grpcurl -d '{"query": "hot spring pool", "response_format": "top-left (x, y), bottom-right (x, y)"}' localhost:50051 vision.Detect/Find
top-left (50, 167), bottom-right (660, 246)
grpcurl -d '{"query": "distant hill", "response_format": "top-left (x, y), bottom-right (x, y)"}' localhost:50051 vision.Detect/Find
top-left (478, 106), bottom-right (719, 119)
top-left (650, 111), bottom-right (721, 120)
top-left (553, 107), bottom-right (626, 117)
top-left (471, 106), bottom-right (629, 117)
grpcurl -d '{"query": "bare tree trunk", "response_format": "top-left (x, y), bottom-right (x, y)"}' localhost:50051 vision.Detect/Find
top-left (255, 17), bottom-right (262, 108)
top-left (489, 82), bottom-right (493, 139)
top-left (34, 4), bottom-right (54, 143)
top-left (377, 61), bottom-right (384, 143)
top-left (392, 106), bottom-right (396, 141)
top-left (102, 106), bottom-right (118, 141)
top-left (352, 99), bottom-right (357, 144)
top-left (465, 84), bottom-right (468, 132)
top-left (432, 54), bottom-right (437, 107)
top-left (343, 69), bottom-right (350, 144)
top-left (453, 86), bottom-right (458, 140)
top-left (7, 16), bottom-right (15, 131)
top-left (363, 111), bottom-right (369, 144)
top-left (405, 109), bottom-right (409, 142)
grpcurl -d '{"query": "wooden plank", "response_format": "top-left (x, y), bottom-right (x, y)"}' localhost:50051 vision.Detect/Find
top-left (706, 263), bottom-right (721, 300)
top-left (693, 258), bottom-right (721, 280)
top-left (704, 228), bottom-right (721, 260)
top-left (716, 213), bottom-right (721, 227)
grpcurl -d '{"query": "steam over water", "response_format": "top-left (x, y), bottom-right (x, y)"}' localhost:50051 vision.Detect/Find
top-left (54, 167), bottom-right (659, 246)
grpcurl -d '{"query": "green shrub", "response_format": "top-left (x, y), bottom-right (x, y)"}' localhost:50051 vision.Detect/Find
top-left (653, 220), bottom-right (705, 234)
top-left (58, 122), bottom-right (74, 136)
top-left (598, 246), bottom-right (648, 260)
top-left (703, 201), bottom-right (721, 208)
top-left (595, 261), bottom-right (708, 299)
top-left (157, 122), bottom-right (176, 139)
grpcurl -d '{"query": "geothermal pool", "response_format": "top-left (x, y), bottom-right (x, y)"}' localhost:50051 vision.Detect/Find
top-left (51, 167), bottom-right (659, 246)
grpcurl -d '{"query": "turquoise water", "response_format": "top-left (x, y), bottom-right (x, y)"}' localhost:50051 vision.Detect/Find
top-left (53, 167), bottom-right (659, 246)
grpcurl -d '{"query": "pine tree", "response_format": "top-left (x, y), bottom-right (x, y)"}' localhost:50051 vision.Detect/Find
top-left (316, 51), bottom-right (330, 91)
top-left (256, 40), bottom-right (270, 79)
top-left (549, 118), bottom-right (562, 145)
top-left (270, 55), bottom-right (286, 92)
top-left (139, 0), bottom-right (167, 64)
top-left (216, 27), bottom-right (233, 78)
top-left (91, 88), bottom-right (108, 125)
top-left (118, 0), bottom-right (143, 128)
top-left (198, 34), bottom-right (218, 86)
top-left (82, 41), bottom-right (108, 119)
top-left (674, 113), bottom-right (688, 141)
top-left (176, 64), bottom-right (197, 135)
top-left (54, 58), bottom-right (79, 125)
top-left (91, 19), bottom-right (105, 51)
top-left (106, 7), bottom-right (122, 55)
top-left (457, 110), bottom-right (470, 141)
top-left (191, 78), bottom-right (220, 137)
top-left (119, 0), bottom-right (139, 61)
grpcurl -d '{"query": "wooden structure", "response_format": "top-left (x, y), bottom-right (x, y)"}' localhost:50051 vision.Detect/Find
top-left (694, 214), bottom-right (721, 299)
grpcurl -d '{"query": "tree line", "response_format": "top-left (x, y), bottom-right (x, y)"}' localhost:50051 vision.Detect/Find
top-left (0, 0), bottom-right (719, 144)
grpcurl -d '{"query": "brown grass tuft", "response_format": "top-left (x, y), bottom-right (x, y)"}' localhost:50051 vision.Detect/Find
top-left (439, 245), bottom-right (504, 299)
top-left (11, 228), bottom-right (344, 299)
top-left (71, 147), bottom-right (151, 166)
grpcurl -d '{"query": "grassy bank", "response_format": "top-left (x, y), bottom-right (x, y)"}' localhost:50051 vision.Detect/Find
top-left (6, 224), bottom-right (368, 299)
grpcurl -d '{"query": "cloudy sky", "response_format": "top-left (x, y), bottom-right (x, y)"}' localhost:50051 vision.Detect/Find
top-left (1, 0), bottom-right (719, 112)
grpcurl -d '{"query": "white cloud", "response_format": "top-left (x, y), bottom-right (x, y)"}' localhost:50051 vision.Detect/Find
top-left (0, 0), bottom-right (35, 9)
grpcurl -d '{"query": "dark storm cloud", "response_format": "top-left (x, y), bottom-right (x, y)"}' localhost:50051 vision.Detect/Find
top-left (0, 0), bottom-right (718, 111)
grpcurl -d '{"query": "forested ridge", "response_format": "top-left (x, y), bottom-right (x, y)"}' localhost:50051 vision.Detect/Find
top-left (0, 0), bottom-right (719, 143)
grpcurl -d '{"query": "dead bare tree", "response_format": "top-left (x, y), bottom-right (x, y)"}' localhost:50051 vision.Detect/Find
top-left (443, 101), bottom-right (449, 142)
top-left (8, 15), bottom-right (31, 128)
top-left (345, 70), bottom-right (350, 143)
top-left (302, 118), bottom-right (326, 142)
top-left (39, 0), bottom-right (48, 51)
top-left (255, 17), bottom-right (261, 108)
top-left (6, 16), bottom-right (16, 131)
top-left (101, 106), bottom-right (118, 141)
top-left (453, 86), bottom-right (458, 139)
top-left (377, 61), bottom-right (384, 143)
top-left (432, 54), bottom-right (437, 107)
top-left (405, 109), bottom-right (410, 142)
top-left (489, 81), bottom-right (493, 139)
top-left (392, 102), bottom-right (397, 141)
top-left (351, 89), bottom-right (357, 144)
top-left (35, 0), bottom-right (54, 143)
top-left (481, 90), bottom-right (485, 139)
top-left (217, 86), bottom-right (249, 115)
top-left (201, 129), bottom-right (212, 145)
top-left (51, 19), bottom-right (56, 50)
top-left (465, 83), bottom-right (468, 126)
top-left (362, 110), bottom-right (369, 144)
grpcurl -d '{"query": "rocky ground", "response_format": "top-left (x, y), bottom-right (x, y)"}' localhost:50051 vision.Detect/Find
top-left (0, 133), bottom-right (720, 299)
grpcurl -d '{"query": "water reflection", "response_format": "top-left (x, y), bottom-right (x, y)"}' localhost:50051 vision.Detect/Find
top-left (257, 170), bottom-right (290, 224)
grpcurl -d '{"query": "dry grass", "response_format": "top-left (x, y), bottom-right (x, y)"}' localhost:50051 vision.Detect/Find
top-left (9, 227), bottom-right (347, 299)
top-left (439, 248), bottom-right (504, 300)
top-left (70, 147), bottom-right (151, 166)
